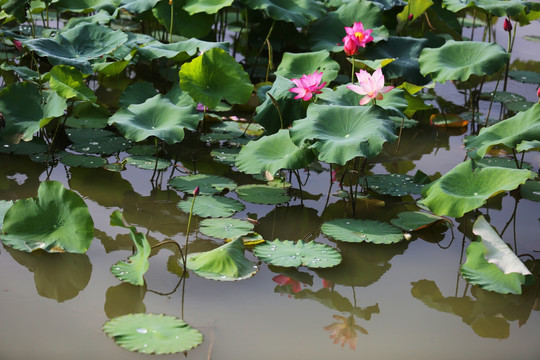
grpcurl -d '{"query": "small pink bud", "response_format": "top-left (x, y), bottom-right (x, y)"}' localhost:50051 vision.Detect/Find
top-left (193, 186), bottom-right (200, 196)
top-left (537, 86), bottom-right (540, 99)
top-left (407, 14), bottom-right (413, 21)
top-left (13, 39), bottom-right (22, 52)
top-left (343, 34), bottom-right (359, 56)
top-left (503, 18), bottom-right (512, 32)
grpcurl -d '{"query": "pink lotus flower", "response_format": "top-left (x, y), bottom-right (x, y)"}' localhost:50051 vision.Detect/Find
top-left (343, 34), bottom-right (359, 56)
top-left (289, 71), bottom-right (326, 101)
top-left (346, 68), bottom-right (394, 105)
top-left (343, 22), bottom-right (373, 49)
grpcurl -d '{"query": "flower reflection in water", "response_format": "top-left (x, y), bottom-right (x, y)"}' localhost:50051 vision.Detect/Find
top-left (324, 314), bottom-right (367, 350)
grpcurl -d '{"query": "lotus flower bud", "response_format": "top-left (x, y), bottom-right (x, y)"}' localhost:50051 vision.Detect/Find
top-left (503, 18), bottom-right (512, 32)
top-left (193, 186), bottom-right (200, 196)
top-left (408, 14), bottom-right (413, 21)
top-left (537, 86), bottom-right (540, 100)
top-left (343, 34), bottom-right (359, 56)
top-left (13, 39), bottom-right (22, 52)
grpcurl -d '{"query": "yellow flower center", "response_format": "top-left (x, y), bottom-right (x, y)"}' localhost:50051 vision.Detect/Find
top-left (354, 32), bottom-right (364, 41)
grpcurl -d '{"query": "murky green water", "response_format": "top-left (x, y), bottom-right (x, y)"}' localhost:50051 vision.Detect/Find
top-left (1, 19), bottom-right (540, 360)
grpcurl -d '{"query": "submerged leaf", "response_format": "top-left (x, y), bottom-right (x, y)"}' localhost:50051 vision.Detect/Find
top-left (103, 313), bottom-right (202, 354)
top-left (0, 181), bottom-right (94, 253)
top-left (186, 237), bottom-right (258, 281)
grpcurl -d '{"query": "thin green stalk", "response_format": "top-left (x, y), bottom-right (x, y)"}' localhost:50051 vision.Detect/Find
top-left (268, 93), bottom-right (283, 129)
top-left (485, 76), bottom-right (501, 128)
top-left (350, 57), bottom-right (355, 83)
top-left (250, 19), bottom-right (275, 79)
top-left (183, 191), bottom-right (198, 265)
top-left (169, 0), bottom-right (174, 43)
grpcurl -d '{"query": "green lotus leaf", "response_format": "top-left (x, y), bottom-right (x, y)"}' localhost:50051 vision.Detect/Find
top-left (421, 160), bottom-right (533, 217)
top-left (126, 145), bottom-right (156, 156)
top-left (236, 184), bottom-right (290, 205)
top-left (152, 0), bottom-right (214, 38)
top-left (479, 91), bottom-right (525, 103)
top-left (210, 147), bottom-right (240, 165)
top-left (23, 23), bottom-right (128, 74)
top-left (0, 82), bottom-right (67, 141)
top-left (125, 156), bottom-right (171, 170)
top-left (308, 1), bottom-right (386, 51)
top-left (1, 0), bottom-right (30, 21)
top-left (254, 239), bottom-right (342, 268)
top-left (254, 75), bottom-right (305, 134)
top-left (0, 200), bottom-right (13, 230)
top-left (186, 237), bottom-right (258, 281)
top-left (289, 104), bottom-right (397, 165)
top-left (138, 38), bottom-right (228, 62)
top-left (67, 128), bottom-right (133, 154)
top-left (0, 181), bottom-right (94, 253)
top-left (0, 63), bottom-right (40, 80)
top-left (65, 102), bottom-right (110, 129)
top-left (360, 173), bottom-right (425, 196)
top-left (49, 65), bottom-right (97, 102)
top-left (390, 211), bottom-right (451, 231)
top-left (179, 47), bottom-right (253, 110)
top-left (505, 101), bottom-right (534, 113)
top-left (199, 218), bottom-right (255, 239)
top-left (275, 50), bottom-right (339, 84)
top-left (474, 157), bottom-right (533, 170)
top-left (520, 181), bottom-right (540, 202)
top-left (243, 0), bottom-right (326, 27)
top-left (321, 218), bottom-right (404, 244)
top-left (460, 215), bottom-right (534, 295)
top-left (0, 137), bottom-right (48, 155)
top-left (178, 195), bottom-right (244, 217)
top-left (56, 0), bottom-right (121, 12)
top-left (108, 94), bottom-right (199, 144)
top-left (169, 174), bottom-right (237, 195)
top-left (464, 103), bottom-right (540, 159)
top-left (367, 36), bottom-right (430, 85)
top-left (118, 81), bottom-right (157, 108)
top-left (419, 40), bottom-right (510, 83)
top-left (442, 0), bottom-right (535, 17)
top-left (119, 0), bottom-right (160, 13)
top-left (508, 70), bottom-right (540, 84)
top-left (60, 154), bottom-right (107, 168)
top-left (235, 129), bottom-right (315, 175)
top-left (103, 313), bottom-right (202, 354)
top-left (109, 210), bottom-right (151, 286)
top-left (184, 0), bottom-right (234, 14)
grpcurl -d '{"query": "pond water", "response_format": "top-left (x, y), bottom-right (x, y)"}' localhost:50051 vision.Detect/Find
top-left (1, 9), bottom-right (540, 360)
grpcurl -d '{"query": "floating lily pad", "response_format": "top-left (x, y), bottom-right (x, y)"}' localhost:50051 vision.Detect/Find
top-left (520, 181), bottom-right (540, 202)
top-left (321, 218), bottom-right (404, 244)
top-left (508, 70), bottom-right (540, 84)
top-left (421, 160), bottom-right (533, 217)
top-left (60, 154), bottom-right (107, 168)
top-left (103, 313), bottom-right (202, 354)
top-left (179, 47), bottom-right (254, 110)
top-left (419, 40), bottom-right (510, 83)
top-left (0, 138), bottom-right (48, 155)
top-left (360, 173), bottom-right (425, 196)
top-left (65, 102), bottom-right (110, 129)
top-left (178, 195), bottom-right (244, 218)
top-left (254, 239), bottom-right (341, 268)
top-left (186, 237), bottom-right (258, 281)
top-left (210, 147), bottom-right (240, 165)
top-left (126, 145), bottom-right (156, 156)
top-left (390, 211), bottom-right (451, 231)
top-left (0, 181), bottom-right (94, 253)
top-left (460, 216), bottom-right (534, 295)
top-left (290, 104), bottom-right (397, 165)
top-left (169, 174), bottom-right (237, 195)
top-left (109, 210), bottom-right (151, 286)
top-left (67, 128), bottom-right (133, 154)
top-left (235, 184), bottom-right (290, 205)
top-left (505, 101), bottom-right (534, 113)
top-left (479, 91), bottom-right (526, 103)
top-left (236, 129), bottom-right (315, 175)
top-left (465, 103), bottom-right (540, 159)
top-left (199, 218), bottom-right (255, 239)
top-left (430, 113), bottom-right (469, 128)
top-left (125, 156), bottom-right (171, 170)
